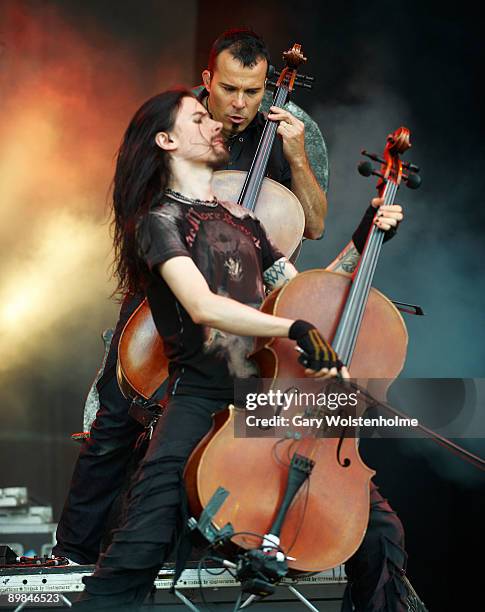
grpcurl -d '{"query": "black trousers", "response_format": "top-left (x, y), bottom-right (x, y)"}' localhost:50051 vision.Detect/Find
top-left (74, 394), bottom-right (408, 611)
top-left (54, 295), bottom-right (145, 564)
top-left (53, 372), bottom-right (144, 564)
top-left (342, 484), bottom-right (408, 611)
top-left (74, 395), bottom-right (228, 609)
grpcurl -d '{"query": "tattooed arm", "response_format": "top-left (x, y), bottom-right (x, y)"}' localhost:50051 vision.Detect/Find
top-left (327, 197), bottom-right (403, 275)
top-left (325, 241), bottom-right (361, 275)
top-left (263, 257), bottom-right (298, 291)
top-left (262, 245), bottom-right (359, 287)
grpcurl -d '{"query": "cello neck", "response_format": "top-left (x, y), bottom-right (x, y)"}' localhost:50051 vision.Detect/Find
top-left (333, 179), bottom-right (398, 365)
top-left (331, 126), bottom-right (418, 366)
top-left (237, 85), bottom-right (289, 210)
top-left (237, 43), bottom-right (308, 210)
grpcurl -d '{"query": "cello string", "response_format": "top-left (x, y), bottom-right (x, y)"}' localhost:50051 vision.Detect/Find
top-left (244, 85), bottom-right (288, 211)
top-left (353, 179), bottom-right (397, 303)
top-left (358, 180), bottom-right (397, 300)
top-left (333, 217), bottom-right (382, 360)
top-left (345, 233), bottom-right (384, 361)
top-left (251, 85), bottom-right (288, 200)
top-left (237, 85), bottom-right (286, 207)
top-left (358, 180), bottom-right (396, 292)
top-left (239, 120), bottom-right (276, 208)
top-left (333, 217), bottom-right (380, 357)
top-left (334, 179), bottom-right (397, 362)
top-left (346, 179), bottom-right (399, 359)
top-left (246, 121), bottom-right (278, 208)
top-left (343, 180), bottom-right (397, 360)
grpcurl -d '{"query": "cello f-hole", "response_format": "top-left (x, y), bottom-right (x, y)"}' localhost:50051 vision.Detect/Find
top-left (337, 429), bottom-right (351, 468)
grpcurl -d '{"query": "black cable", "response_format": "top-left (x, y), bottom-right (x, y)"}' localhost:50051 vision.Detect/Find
top-left (203, 564), bottom-right (228, 576)
top-left (196, 553), bottom-right (216, 612)
top-left (212, 530), bottom-right (286, 556)
top-left (203, 554), bottom-right (237, 579)
top-left (192, 526), bottom-right (289, 612)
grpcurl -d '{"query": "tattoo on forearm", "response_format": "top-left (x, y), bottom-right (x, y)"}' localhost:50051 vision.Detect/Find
top-left (263, 258), bottom-right (290, 289)
top-left (333, 245), bottom-right (361, 274)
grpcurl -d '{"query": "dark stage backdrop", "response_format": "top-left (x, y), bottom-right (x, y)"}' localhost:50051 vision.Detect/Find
top-left (1, 1), bottom-right (484, 609)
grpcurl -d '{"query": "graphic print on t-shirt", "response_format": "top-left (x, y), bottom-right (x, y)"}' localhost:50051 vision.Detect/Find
top-left (185, 205), bottom-right (264, 378)
top-left (138, 198), bottom-right (283, 396)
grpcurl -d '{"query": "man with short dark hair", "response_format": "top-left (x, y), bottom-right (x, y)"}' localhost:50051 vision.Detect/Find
top-left (199, 28), bottom-right (327, 239)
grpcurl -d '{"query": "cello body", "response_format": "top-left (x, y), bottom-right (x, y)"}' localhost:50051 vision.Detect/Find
top-left (254, 270), bottom-right (408, 381)
top-left (212, 170), bottom-right (304, 258)
top-left (184, 270), bottom-right (407, 573)
top-left (184, 127), bottom-right (418, 573)
top-left (184, 404), bottom-right (374, 572)
top-left (117, 299), bottom-right (166, 401)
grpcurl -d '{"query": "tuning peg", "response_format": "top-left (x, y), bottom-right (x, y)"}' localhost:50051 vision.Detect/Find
top-left (358, 161), bottom-right (385, 180)
top-left (361, 149), bottom-right (386, 164)
top-left (294, 73), bottom-right (315, 83)
top-left (266, 79), bottom-right (313, 90)
top-left (270, 70), bottom-right (315, 82)
top-left (358, 161), bottom-right (373, 177)
top-left (402, 161), bottom-right (420, 173)
top-left (404, 173), bottom-right (421, 189)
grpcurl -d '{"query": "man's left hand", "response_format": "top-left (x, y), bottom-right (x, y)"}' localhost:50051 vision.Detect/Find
top-left (268, 105), bottom-right (306, 164)
top-left (352, 197), bottom-right (404, 253)
top-left (372, 197), bottom-right (403, 231)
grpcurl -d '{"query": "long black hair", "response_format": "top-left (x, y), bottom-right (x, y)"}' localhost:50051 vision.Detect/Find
top-left (112, 88), bottom-right (194, 296)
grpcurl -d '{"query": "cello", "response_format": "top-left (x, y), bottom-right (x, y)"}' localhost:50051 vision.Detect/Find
top-left (117, 44), bottom-right (310, 403)
top-left (184, 127), bottom-right (420, 573)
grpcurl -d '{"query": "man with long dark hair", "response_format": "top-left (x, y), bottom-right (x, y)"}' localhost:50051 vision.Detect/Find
top-left (53, 28), bottom-right (330, 569)
top-left (73, 88), bottom-right (407, 611)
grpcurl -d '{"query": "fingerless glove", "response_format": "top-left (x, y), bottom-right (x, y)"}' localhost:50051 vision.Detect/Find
top-left (289, 320), bottom-right (343, 371)
top-left (352, 204), bottom-right (396, 254)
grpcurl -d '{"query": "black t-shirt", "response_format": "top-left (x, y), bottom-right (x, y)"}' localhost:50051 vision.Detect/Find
top-left (137, 196), bottom-right (284, 400)
top-left (105, 93), bottom-right (291, 389)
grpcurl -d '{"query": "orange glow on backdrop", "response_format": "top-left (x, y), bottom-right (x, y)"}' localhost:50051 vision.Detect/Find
top-left (0, 3), bottom-right (192, 374)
